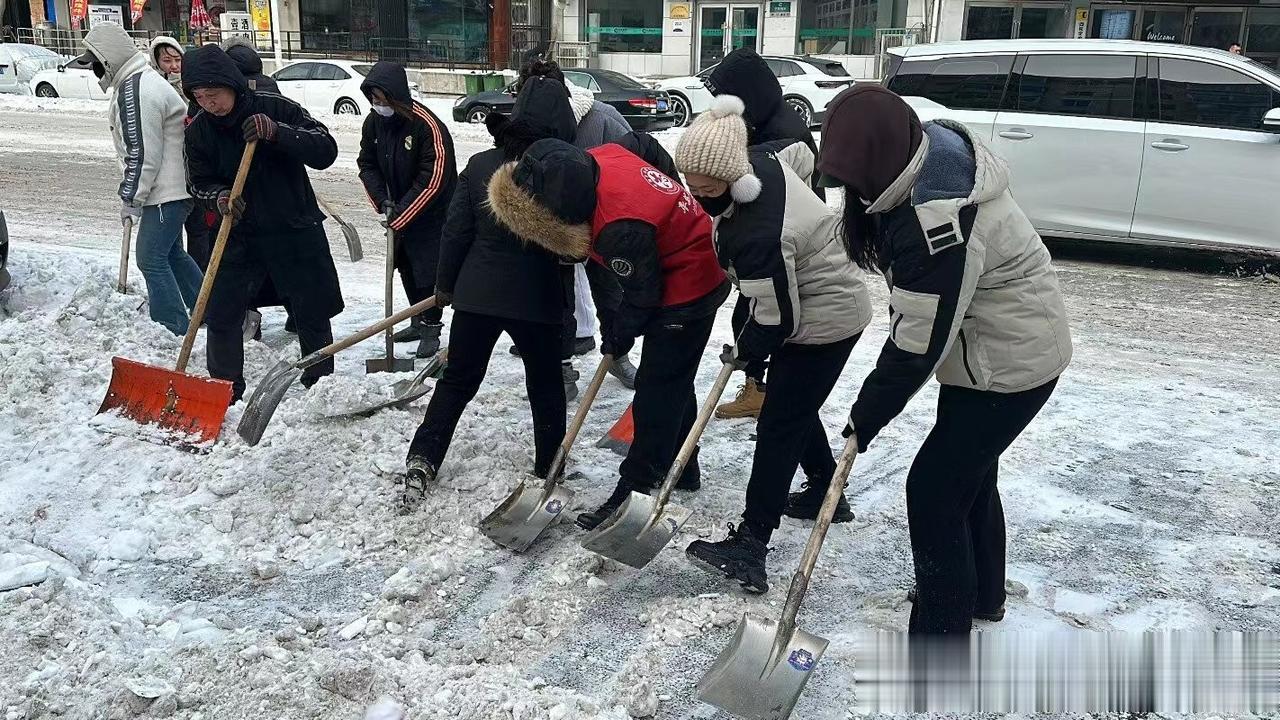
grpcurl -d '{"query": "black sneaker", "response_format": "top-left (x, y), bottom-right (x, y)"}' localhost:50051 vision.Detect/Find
top-left (573, 336), bottom-right (596, 356)
top-left (608, 355), bottom-right (637, 389)
top-left (562, 362), bottom-right (580, 402)
top-left (401, 456), bottom-right (437, 514)
top-left (686, 523), bottom-right (769, 594)
top-left (576, 481), bottom-right (645, 531)
top-left (906, 587), bottom-right (1006, 622)
top-left (783, 480), bottom-right (855, 523)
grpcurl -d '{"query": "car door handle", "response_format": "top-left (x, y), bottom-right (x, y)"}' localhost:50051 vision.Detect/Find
top-left (1151, 140), bottom-right (1189, 152)
top-left (998, 129), bottom-right (1034, 140)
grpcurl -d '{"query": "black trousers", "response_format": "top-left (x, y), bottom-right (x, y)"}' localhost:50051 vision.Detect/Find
top-left (743, 334), bottom-right (859, 537)
top-left (562, 261), bottom-right (622, 356)
top-left (907, 378), bottom-right (1059, 634)
top-left (731, 294), bottom-right (767, 384)
top-left (398, 268), bottom-right (443, 325)
top-left (409, 310), bottom-right (565, 477)
top-left (184, 208), bottom-right (212, 271)
top-left (619, 311), bottom-right (716, 488)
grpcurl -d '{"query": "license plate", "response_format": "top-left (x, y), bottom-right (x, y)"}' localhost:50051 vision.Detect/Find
top-left (657, 100), bottom-right (669, 112)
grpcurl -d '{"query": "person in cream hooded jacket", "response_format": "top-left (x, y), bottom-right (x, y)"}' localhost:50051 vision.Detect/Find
top-left (79, 22), bottom-right (201, 335)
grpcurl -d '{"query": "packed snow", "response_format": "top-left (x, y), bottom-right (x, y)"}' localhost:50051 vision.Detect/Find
top-left (1, 95), bottom-right (1279, 719)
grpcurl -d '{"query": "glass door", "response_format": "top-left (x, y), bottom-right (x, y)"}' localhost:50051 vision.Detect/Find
top-left (1190, 8), bottom-right (1244, 51)
top-left (730, 6), bottom-right (760, 53)
top-left (698, 4), bottom-right (761, 71)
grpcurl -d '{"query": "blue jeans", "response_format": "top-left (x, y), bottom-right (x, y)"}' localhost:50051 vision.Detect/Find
top-left (136, 199), bottom-right (203, 336)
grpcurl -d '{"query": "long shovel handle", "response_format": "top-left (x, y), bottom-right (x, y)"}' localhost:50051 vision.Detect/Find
top-left (295, 297), bottom-right (438, 371)
top-left (776, 435), bottom-right (859, 637)
top-left (117, 217), bottom-right (133, 294)
top-left (175, 140), bottom-right (257, 372)
top-left (545, 354), bottom-right (613, 485)
top-left (383, 218), bottom-right (396, 361)
top-left (651, 361), bottom-right (737, 517)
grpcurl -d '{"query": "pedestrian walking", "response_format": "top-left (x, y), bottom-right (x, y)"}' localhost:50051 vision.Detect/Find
top-left (79, 23), bottom-right (202, 336)
top-left (819, 86), bottom-right (1072, 633)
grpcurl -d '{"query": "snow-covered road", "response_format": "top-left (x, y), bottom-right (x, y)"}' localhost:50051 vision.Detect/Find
top-left (1, 96), bottom-right (1278, 719)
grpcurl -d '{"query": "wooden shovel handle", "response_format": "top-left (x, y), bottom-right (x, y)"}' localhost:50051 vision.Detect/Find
top-left (296, 297), bottom-right (439, 370)
top-left (117, 217), bottom-right (132, 294)
top-left (175, 141), bottom-right (257, 372)
top-left (652, 361), bottom-right (736, 513)
top-left (545, 354), bottom-right (613, 484)
top-left (383, 216), bottom-right (396, 360)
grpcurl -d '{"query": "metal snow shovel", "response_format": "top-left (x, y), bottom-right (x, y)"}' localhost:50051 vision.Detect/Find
top-left (316, 195), bottom-right (363, 262)
top-left (366, 216), bottom-right (414, 374)
top-left (238, 297), bottom-right (438, 446)
top-left (479, 354), bottom-right (612, 552)
top-left (581, 360), bottom-right (736, 569)
top-left (95, 141), bottom-right (256, 450)
top-left (117, 217), bottom-right (133, 293)
top-left (325, 349), bottom-right (449, 420)
top-left (696, 435), bottom-right (859, 720)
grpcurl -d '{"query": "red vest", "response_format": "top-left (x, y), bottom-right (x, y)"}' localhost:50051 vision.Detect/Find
top-left (587, 144), bottom-right (725, 307)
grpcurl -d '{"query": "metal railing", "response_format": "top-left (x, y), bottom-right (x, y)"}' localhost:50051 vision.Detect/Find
top-left (17, 26), bottom-right (152, 55)
top-left (556, 40), bottom-right (592, 68)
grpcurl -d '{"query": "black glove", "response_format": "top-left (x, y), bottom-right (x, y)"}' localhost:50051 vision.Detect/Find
top-left (216, 191), bottom-right (245, 223)
top-left (719, 343), bottom-right (747, 371)
top-left (601, 332), bottom-right (634, 358)
top-left (842, 414), bottom-right (871, 452)
top-left (242, 113), bottom-right (278, 143)
top-left (433, 289), bottom-right (453, 307)
top-left (381, 200), bottom-right (397, 220)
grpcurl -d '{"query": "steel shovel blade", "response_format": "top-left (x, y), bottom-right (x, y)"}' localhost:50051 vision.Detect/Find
top-left (579, 491), bottom-right (692, 569)
top-left (478, 478), bottom-right (574, 552)
top-left (236, 359), bottom-right (302, 446)
top-left (697, 612), bottom-right (830, 720)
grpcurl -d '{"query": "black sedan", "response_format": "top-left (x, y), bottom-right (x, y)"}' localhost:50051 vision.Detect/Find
top-left (452, 67), bottom-right (677, 132)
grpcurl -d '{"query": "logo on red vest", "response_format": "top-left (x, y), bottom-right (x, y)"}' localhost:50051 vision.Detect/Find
top-left (641, 166), bottom-right (680, 195)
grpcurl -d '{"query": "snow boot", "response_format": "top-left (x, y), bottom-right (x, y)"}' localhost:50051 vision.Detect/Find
top-left (562, 362), bottom-right (580, 401)
top-left (242, 309), bottom-right (262, 342)
top-left (905, 587), bottom-right (1006, 622)
top-left (415, 322), bottom-right (443, 358)
top-left (715, 378), bottom-right (765, 419)
top-left (284, 313), bottom-right (297, 334)
top-left (573, 336), bottom-right (596, 356)
top-left (686, 523), bottom-right (770, 594)
top-left (393, 316), bottom-right (423, 343)
top-left (676, 446), bottom-right (701, 491)
top-left (608, 354), bottom-right (638, 389)
top-left (400, 456), bottom-right (437, 514)
top-left (576, 480), bottom-right (646, 531)
top-left (783, 480), bottom-right (855, 523)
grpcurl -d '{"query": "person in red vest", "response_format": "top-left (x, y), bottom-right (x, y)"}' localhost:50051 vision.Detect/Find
top-left (488, 135), bottom-right (731, 529)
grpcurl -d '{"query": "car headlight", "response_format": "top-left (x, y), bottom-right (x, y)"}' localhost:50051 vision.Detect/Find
top-left (454, 95), bottom-right (466, 107)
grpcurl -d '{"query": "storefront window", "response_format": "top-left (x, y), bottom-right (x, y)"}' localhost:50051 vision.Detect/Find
top-left (797, 0), bottom-right (902, 55)
top-left (1189, 9), bottom-right (1243, 51)
top-left (406, 0), bottom-right (490, 63)
top-left (1017, 5), bottom-right (1065, 37)
top-left (1141, 9), bottom-right (1184, 43)
top-left (1246, 7), bottom-right (1280, 58)
top-left (298, 0), bottom-right (376, 50)
top-left (586, 0), bottom-right (663, 53)
top-left (964, 3), bottom-right (1065, 39)
top-left (965, 5), bottom-right (1014, 38)
top-left (1091, 7), bottom-right (1135, 39)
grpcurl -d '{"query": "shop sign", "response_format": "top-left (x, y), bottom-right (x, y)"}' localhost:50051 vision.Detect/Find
top-left (221, 10), bottom-right (252, 39)
top-left (768, 1), bottom-right (791, 16)
top-left (1074, 7), bottom-right (1088, 38)
top-left (670, 3), bottom-right (690, 19)
top-left (249, 0), bottom-right (272, 47)
top-left (88, 3), bottom-right (122, 27)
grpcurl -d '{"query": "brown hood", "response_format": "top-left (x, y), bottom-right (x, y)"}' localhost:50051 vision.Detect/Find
top-left (817, 85), bottom-right (922, 204)
top-left (487, 161), bottom-right (592, 260)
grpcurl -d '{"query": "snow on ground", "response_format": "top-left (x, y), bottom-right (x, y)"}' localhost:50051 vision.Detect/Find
top-left (2, 95), bottom-right (1280, 719)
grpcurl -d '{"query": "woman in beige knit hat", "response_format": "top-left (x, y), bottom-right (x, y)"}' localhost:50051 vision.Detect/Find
top-left (674, 96), bottom-right (874, 593)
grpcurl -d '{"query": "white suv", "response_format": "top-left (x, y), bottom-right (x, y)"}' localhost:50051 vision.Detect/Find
top-left (653, 55), bottom-right (854, 127)
top-left (886, 39), bottom-right (1280, 254)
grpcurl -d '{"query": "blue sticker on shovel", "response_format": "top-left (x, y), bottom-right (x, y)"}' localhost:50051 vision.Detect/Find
top-left (545, 499), bottom-right (564, 515)
top-left (788, 649), bottom-right (815, 672)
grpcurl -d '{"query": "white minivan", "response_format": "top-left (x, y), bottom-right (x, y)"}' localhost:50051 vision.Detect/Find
top-left (884, 40), bottom-right (1280, 254)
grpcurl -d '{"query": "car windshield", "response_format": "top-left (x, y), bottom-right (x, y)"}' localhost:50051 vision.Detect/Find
top-left (805, 58), bottom-right (850, 76)
top-left (596, 70), bottom-right (646, 90)
top-left (351, 64), bottom-right (373, 77)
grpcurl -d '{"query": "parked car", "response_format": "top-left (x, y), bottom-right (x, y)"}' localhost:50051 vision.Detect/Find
top-left (29, 56), bottom-right (107, 99)
top-left (0, 43), bottom-right (61, 94)
top-left (272, 59), bottom-right (421, 116)
top-left (652, 55), bottom-right (854, 127)
top-left (452, 67), bottom-right (678, 131)
top-left (885, 39), bottom-right (1280, 255)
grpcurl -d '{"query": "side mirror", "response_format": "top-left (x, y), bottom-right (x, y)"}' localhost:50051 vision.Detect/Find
top-left (1265, 108), bottom-right (1280, 132)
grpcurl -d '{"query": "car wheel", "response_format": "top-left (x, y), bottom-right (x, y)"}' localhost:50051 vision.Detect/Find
top-left (334, 98), bottom-right (361, 115)
top-left (35, 83), bottom-right (58, 98)
top-left (785, 96), bottom-right (813, 127)
top-left (466, 105), bottom-right (490, 123)
top-left (669, 93), bottom-right (692, 128)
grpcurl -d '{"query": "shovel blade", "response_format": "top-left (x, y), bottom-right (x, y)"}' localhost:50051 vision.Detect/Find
top-left (478, 477), bottom-right (574, 552)
top-left (236, 359), bottom-right (302, 446)
top-left (697, 612), bottom-right (830, 720)
top-left (340, 224), bottom-right (363, 262)
top-left (96, 356), bottom-right (233, 450)
top-left (579, 491), bottom-right (692, 569)
top-left (365, 356), bottom-right (415, 374)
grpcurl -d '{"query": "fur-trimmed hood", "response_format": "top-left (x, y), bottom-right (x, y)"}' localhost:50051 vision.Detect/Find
top-left (486, 139), bottom-right (596, 260)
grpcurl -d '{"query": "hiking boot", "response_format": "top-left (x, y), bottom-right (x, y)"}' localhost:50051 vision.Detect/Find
top-left (686, 523), bottom-right (770, 594)
top-left (573, 336), bottom-right (596, 356)
top-left (401, 456), bottom-right (437, 514)
top-left (906, 587), bottom-right (1006, 622)
top-left (676, 447), bottom-right (701, 491)
top-left (393, 318), bottom-right (423, 343)
top-left (608, 354), bottom-right (637, 389)
top-left (242, 309), bottom-right (262, 342)
top-left (415, 322), bottom-right (443, 358)
top-left (563, 362), bottom-right (580, 402)
top-left (783, 480), bottom-right (855, 523)
top-left (715, 378), bottom-right (765, 419)
top-left (576, 480), bottom-right (646, 531)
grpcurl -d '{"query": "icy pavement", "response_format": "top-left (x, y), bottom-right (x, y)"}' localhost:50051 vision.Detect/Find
top-left (1, 97), bottom-right (1279, 719)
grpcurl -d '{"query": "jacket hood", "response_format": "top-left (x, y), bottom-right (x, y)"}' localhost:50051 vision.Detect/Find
top-left (82, 22), bottom-right (144, 92)
top-left (865, 119), bottom-right (1007, 215)
top-left (181, 44), bottom-right (249, 105)
top-left (565, 81), bottom-right (595, 124)
top-left (486, 76), bottom-right (577, 158)
top-left (149, 35), bottom-right (183, 69)
top-left (816, 85), bottom-right (922, 206)
top-left (221, 36), bottom-right (264, 75)
top-left (359, 60), bottom-right (411, 105)
top-left (705, 48), bottom-right (781, 128)
top-left (487, 138), bottom-right (595, 259)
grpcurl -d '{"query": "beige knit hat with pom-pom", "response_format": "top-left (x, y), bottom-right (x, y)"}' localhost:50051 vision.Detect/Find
top-left (674, 94), bottom-right (762, 202)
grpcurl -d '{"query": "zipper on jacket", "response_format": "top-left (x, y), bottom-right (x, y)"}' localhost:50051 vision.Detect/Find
top-left (958, 329), bottom-right (978, 386)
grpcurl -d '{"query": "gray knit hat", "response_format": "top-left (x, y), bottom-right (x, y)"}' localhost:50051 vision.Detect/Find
top-left (674, 95), bottom-right (762, 202)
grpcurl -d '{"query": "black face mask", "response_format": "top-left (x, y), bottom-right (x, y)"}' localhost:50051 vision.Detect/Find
top-left (91, 61), bottom-right (106, 79)
top-left (696, 191), bottom-right (733, 218)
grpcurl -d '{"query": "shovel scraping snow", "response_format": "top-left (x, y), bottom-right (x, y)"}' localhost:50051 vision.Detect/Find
top-left (326, 350), bottom-right (448, 420)
top-left (316, 195), bottom-right (363, 262)
top-left (696, 435), bottom-right (859, 720)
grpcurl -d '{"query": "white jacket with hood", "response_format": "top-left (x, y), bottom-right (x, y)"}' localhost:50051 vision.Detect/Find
top-left (147, 35), bottom-right (185, 98)
top-left (83, 23), bottom-right (189, 209)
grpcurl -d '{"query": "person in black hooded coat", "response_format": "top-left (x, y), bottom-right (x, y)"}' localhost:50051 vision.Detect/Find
top-left (357, 61), bottom-right (457, 358)
top-left (182, 45), bottom-right (343, 400)
top-left (221, 36), bottom-right (279, 93)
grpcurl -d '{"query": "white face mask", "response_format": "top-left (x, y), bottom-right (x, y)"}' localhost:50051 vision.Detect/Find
top-left (372, 104), bottom-right (394, 117)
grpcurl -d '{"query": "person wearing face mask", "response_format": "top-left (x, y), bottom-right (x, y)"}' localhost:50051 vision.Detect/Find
top-left (673, 95), bottom-right (872, 593)
top-left (77, 23), bottom-right (202, 336)
top-left (355, 62), bottom-right (456, 359)
top-left (182, 44), bottom-right (343, 402)
top-left (818, 86), bottom-right (1072, 634)
top-left (486, 135), bottom-right (730, 531)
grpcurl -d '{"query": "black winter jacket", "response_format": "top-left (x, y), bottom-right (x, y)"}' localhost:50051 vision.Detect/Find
top-left (222, 37), bottom-right (279, 93)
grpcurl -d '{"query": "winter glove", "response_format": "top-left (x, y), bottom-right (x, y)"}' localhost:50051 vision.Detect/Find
top-left (842, 415), bottom-right (871, 453)
top-left (601, 332), bottom-right (634, 359)
top-left (719, 343), bottom-right (747, 371)
top-left (433, 289), bottom-right (453, 308)
top-left (216, 191), bottom-right (246, 223)
top-left (242, 113), bottom-right (278, 143)
top-left (120, 202), bottom-right (143, 225)
top-left (380, 201), bottom-right (400, 228)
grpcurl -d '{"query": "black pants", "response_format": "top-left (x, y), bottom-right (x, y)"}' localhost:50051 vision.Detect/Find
top-left (619, 311), bottom-right (716, 488)
top-left (731, 294), bottom-right (767, 384)
top-left (562, 261), bottom-right (622, 356)
top-left (184, 208), bottom-right (212, 271)
top-left (398, 268), bottom-right (443, 325)
top-left (907, 378), bottom-right (1059, 634)
top-left (743, 334), bottom-right (859, 537)
top-left (409, 310), bottom-right (565, 477)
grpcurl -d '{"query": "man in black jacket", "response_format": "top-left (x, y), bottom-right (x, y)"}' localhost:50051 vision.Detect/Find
top-left (221, 36), bottom-right (279, 93)
top-left (357, 61), bottom-right (457, 358)
top-left (182, 45), bottom-right (343, 401)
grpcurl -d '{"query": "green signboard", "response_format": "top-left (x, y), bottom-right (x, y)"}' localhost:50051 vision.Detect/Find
top-left (584, 26), bottom-right (663, 35)
top-left (769, 1), bottom-right (791, 13)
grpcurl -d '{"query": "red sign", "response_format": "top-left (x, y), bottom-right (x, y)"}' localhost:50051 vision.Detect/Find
top-left (69, 0), bottom-right (89, 28)
top-left (131, 0), bottom-right (146, 23)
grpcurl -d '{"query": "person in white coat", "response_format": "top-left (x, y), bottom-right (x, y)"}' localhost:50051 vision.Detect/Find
top-left (79, 23), bottom-right (202, 335)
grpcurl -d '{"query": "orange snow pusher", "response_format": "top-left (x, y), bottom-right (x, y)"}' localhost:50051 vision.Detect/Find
top-left (595, 402), bottom-right (634, 456)
top-left (95, 142), bottom-right (257, 451)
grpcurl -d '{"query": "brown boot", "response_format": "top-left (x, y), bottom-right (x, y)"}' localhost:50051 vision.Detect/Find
top-left (715, 378), bottom-right (765, 419)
